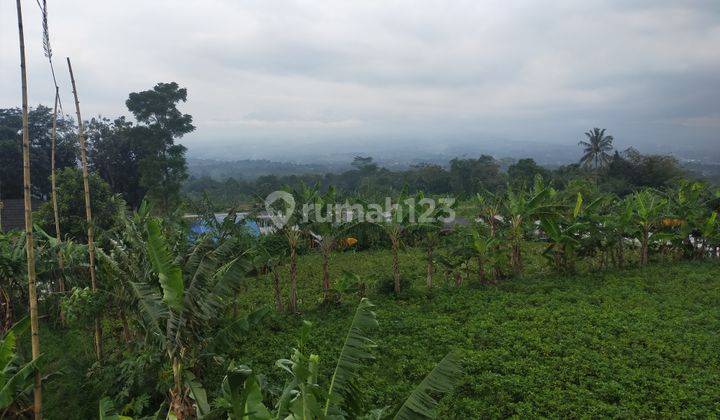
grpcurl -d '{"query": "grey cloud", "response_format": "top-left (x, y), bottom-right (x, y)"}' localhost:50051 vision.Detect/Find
top-left (1, 0), bottom-right (718, 159)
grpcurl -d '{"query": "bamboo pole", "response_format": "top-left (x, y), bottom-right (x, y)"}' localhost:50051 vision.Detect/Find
top-left (66, 57), bottom-right (102, 361)
top-left (50, 88), bottom-right (66, 323)
top-left (16, 0), bottom-right (43, 417)
top-left (51, 89), bottom-right (62, 249)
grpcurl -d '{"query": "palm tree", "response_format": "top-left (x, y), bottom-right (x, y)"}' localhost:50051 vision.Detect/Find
top-left (579, 128), bottom-right (614, 170)
top-left (15, 0), bottom-right (42, 416)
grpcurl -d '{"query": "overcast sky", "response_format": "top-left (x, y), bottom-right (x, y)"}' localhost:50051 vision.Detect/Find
top-left (1, 0), bottom-right (719, 158)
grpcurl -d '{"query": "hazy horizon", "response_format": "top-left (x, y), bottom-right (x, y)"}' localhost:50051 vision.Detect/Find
top-left (2, 0), bottom-right (718, 161)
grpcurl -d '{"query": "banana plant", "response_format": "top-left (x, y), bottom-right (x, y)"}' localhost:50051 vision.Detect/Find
top-left (0, 318), bottom-right (41, 415)
top-left (469, 227), bottom-right (499, 284)
top-left (0, 232), bottom-right (25, 334)
top-left (539, 193), bottom-right (604, 273)
top-left (383, 205), bottom-right (409, 295)
top-left (336, 270), bottom-right (368, 299)
top-left (98, 397), bottom-right (132, 420)
top-left (217, 298), bottom-right (462, 419)
top-left (215, 363), bottom-right (272, 420)
top-left (503, 180), bottom-right (559, 275)
top-left (435, 248), bottom-right (470, 287)
top-left (360, 192), bottom-right (414, 295)
top-left (664, 181), bottom-right (714, 259)
top-left (406, 191), bottom-right (446, 289)
top-left (421, 230), bottom-right (441, 289)
top-left (602, 197), bottom-right (639, 268)
top-left (96, 202), bottom-right (155, 346)
top-left (474, 192), bottom-right (507, 279)
top-left (631, 189), bottom-right (668, 266)
top-left (130, 218), bottom-right (266, 418)
top-left (307, 186), bottom-right (355, 302)
top-left (251, 237), bottom-right (287, 312)
top-left (98, 396), bottom-right (165, 420)
top-left (474, 192), bottom-right (503, 238)
top-left (392, 351), bottom-right (463, 420)
top-left (283, 226), bottom-right (303, 313)
top-left (697, 212), bottom-right (719, 258)
top-left (273, 183), bottom-right (317, 313)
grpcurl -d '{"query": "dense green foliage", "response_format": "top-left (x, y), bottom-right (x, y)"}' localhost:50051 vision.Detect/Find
top-left (1, 170), bottom-right (718, 417)
top-left (35, 168), bottom-right (121, 241)
top-left (234, 253), bottom-right (720, 418)
top-left (37, 249), bottom-right (720, 418)
top-left (184, 148), bottom-right (694, 210)
top-left (0, 106), bottom-right (76, 199)
top-left (87, 82), bottom-right (195, 212)
top-left (0, 318), bottom-right (39, 416)
top-left (2, 103), bottom-right (720, 419)
top-left (0, 82), bottom-right (192, 213)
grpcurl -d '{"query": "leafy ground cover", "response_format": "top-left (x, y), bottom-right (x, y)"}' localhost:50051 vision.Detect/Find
top-left (42, 248), bottom-right (720, 418)
top-left (240, 252), bottom-right (720, 418)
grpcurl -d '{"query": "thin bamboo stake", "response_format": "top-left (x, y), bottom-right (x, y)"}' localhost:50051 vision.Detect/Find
top-left (50, 88), bottom-right (66, 323)
top-left (16, 0), bottom-right (43, 417)
top-left (66, 57), bottom-right (102, 361)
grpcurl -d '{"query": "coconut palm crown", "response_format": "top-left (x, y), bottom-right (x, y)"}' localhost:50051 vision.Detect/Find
top-left (579, 127), bottom-right (614, 169)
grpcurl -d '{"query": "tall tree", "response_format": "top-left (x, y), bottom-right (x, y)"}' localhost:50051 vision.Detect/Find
top-left (578, 128), bottom-right (614, 170)
top-left (449, 155), bottom-right (504, 196)
top-left (83, 83), bottom-right (194, 211)
top-left (125, 82), bottom-right (195, 212)
top-left (37, 167), bottom-right (119, 241)
top-left (67, 57), bottom-right (102, 361)
top-left (15, 0), bottom-right (42, 416)
top-left (508, 158), bottom-right (549, 188)
top-left (85, 117), bottom-right (141, 205)
top-left (0, 106), bottom-right (76, 200)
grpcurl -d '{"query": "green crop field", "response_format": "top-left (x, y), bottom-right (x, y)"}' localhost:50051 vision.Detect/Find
top-left (237, 252), bottom-right (720, 418)
top-left (42, 248), bottom-right (720, 418)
